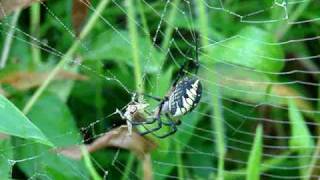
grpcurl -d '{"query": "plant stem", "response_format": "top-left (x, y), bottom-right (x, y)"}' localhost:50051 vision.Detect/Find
top-left (23, 0), bottom-right (111, 114)
top-left (195, 1), bottom-right (225, 179)
top-left (195, 0), bottom-right (209, 50)
top-left (127, 0), bottom-right (143, 93)
top-left (30, 2), bottom-right (41, 66)
top-left (175, 142), bottom-right (184, 179)
top-left (80, 146), bottom-right (102, 180)
top-left (0, 10), bottom-right (21, 69)
top-left (212, 87), bottom-right (225, 180)
top-left (160, 0), bottom-right (180, 55)
top-left (137, 0), bottom-right (164, 73)
top-left (121, 153), bottom-right (135, 180)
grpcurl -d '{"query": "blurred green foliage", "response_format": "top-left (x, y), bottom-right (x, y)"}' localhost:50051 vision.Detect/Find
top-left (0, 0), bottom-right (320, 179)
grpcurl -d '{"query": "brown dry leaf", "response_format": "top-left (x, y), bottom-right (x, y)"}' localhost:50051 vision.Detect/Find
top-left (0, 70), bottom-right (88, 91)
top-left (72, 0), bottom-right (90, 36)
top-left (0, 0), bottom-right (44, 19)
top-left (142, 154), bottom-right (153, 180)
top-left (271, 84), bottom-right (313, 112)
top-left (57, 125), bottom-right (157, 160)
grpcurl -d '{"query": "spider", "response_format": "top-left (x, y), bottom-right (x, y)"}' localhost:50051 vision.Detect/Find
top-left (116, 40), bottom-right (202, 138)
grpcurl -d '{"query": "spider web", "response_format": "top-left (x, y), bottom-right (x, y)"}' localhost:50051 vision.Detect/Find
top-left (1, 0), bottom-right (320, 179)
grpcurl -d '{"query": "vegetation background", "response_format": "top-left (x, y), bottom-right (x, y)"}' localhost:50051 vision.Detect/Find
top-left (0, 0), bottom-right (320, 179)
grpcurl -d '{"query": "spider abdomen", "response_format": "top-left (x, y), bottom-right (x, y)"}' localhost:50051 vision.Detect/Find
top-left (168, 77), bottom-right (202, 117)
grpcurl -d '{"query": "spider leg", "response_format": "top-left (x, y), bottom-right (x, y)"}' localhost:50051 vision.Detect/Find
top-left (152, 114), bottom-right (178, 138)
top-left (138, 117), bottom-right (162, 136)
top-left (115, 108), bottom-right (125, 119)
top-left (136, 97), bottom-right (167, 136)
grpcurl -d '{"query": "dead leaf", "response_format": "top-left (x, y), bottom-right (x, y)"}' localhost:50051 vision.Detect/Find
top-left (0, 70), bottom-right (88, 91)
top-left (0, 0), bottom-right (45, 19)
top-left (72, 0), bottom-right (90, 36)
top-left (57, 125), bottom-right (157, 160)
top-left (271, 84), bottom-right (313, 112)
top-left (143, 154), bottom-right (153, 180)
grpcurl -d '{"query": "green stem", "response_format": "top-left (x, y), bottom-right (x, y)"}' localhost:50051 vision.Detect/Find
top-left (30, 2), bottom-right (41, 66)
top-left (175, 142), bottom-right (184, 179)
top-left (195, 1), bottom-right (210, 49)
top-left (0, 10), bottom-right (21, 69)
top-left (137, 0), bottom-right (158, 75)
top-left (121, 153), bottom-right (135, 180)
top-left (212, 87), bottom-right (225, 180)
top-left (127, 0), bottom-right (143, 93)
top-left (126, 1), bottom-right (148, 178)
top-left (23, 0), bottom-right (111, 114)
top-left (195, 1), bottom-right (225, 179)
top-left (160, 0), bottom-right (180, 56)
top-left (80, 146), bottom-right (102, 180)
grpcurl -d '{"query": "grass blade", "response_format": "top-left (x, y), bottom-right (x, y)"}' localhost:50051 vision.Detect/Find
top-left (81, 145), bottom-right (102, 180)
top-left (246, 124), bottom-right (263, 180)
top-left (288, 99), bottom-right (313, 179)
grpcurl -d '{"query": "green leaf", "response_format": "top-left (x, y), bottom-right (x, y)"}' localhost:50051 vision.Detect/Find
top-left (81, 146), bottom-right (102, 180)
top-left (200, 63), bottom-right (314, 118)
top-left (246, 125), bottom-right (263, 180)
top-left (288, 100), bottom-right (313, 178)
top-left (0, 95), bottom-right (53, 146)
top-left (0, 136), bottom-right (13, 180)
top-left (288, 100), bottom-right (314, 150)
top-left (83, 30), bottom-right (162, 73)
top-left (15, 93), bottom-right (88, 179)
top-left (208, 26), bottom-right (284, 72)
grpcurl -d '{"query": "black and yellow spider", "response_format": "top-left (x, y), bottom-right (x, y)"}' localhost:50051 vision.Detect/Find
top-left (117, 40), bottom-right (202, 138)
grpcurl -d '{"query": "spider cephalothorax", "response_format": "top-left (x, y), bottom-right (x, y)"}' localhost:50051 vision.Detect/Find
top-left (116, 39), bottom-right (202, 138)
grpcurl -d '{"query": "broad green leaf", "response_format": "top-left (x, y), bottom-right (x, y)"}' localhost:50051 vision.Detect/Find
top-left (83, 30), bottom-right (162, 73)
top-left (0, 95), bottom-right (52, 146)
top-left (0, 136), bottom-right (13, 180)
top-left (200, 63), bottom-right (314, 118)
top-left (207, 26), bottom-right (284, 72)
top-left (246, 125), bottom-right (263, 180)
top-left (16, 93), bottom-right (88, 179)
